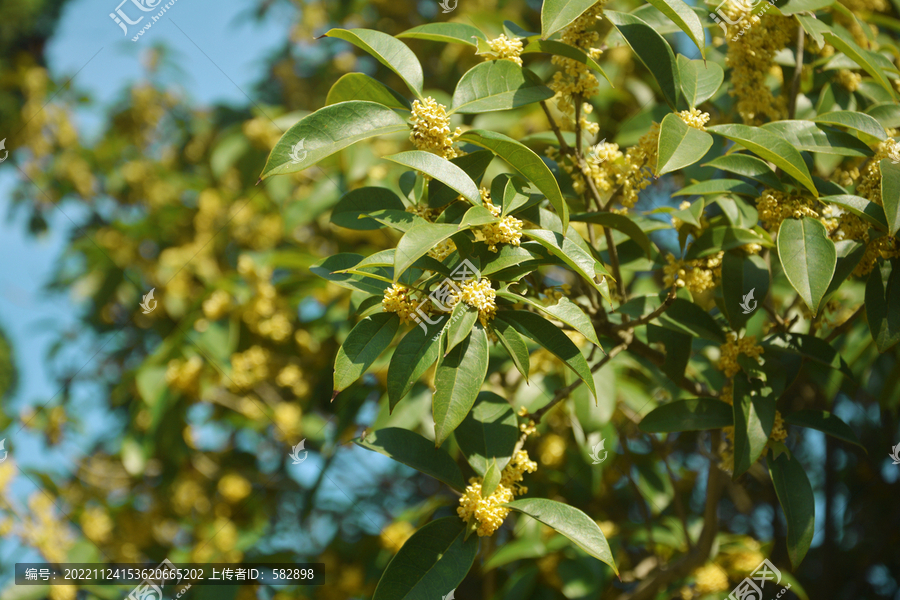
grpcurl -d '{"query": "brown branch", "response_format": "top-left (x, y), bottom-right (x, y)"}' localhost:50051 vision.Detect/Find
top-left (612, 288), bottom-right (676, 332)
top-left (825, 304), bottom-right (865, 342)
top-left (540, 100), bottom-right (571, 155)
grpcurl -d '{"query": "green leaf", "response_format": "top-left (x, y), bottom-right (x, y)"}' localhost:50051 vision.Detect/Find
top-left (822, 31), bottom-right (898, 99)
top-left (761, 120), bottom-right (873, 157)
top-left (541, 0), bottom-right (599, 38)
top-left (777, 217), bottom-right (837, 316)
top-left (363, 209), bottom-right (421, 232)
top-left (778, 0), bottom-right (834, 15)
top-left (504, 498), bottom-right (618, 574)
top-left (673, 178), bottom-right (759, 197)
top-left (657, 113), bottom-right (714, 176)
top-left (521, 40), bottom-right (613, 86)
top-left (491, 318), bottom-right (531, 381)
top-left (721, 252), bottom-right (769, 330)
top-left (866, 258), bottom-right (900, 352)
top-left (639, 398), bottom-right (733, 433)
top-left (455, 391), bottom-right (519, 474)
top-left (433, 327), bottom-right (489, 447)
top-left (703, 154), bottom-right (783, 190)
top-left (783, 410), bottom-right (864, 450)
top-left (388, 320), bottom-right (445, 409)
top-left (331, 187), bottom-right (406, 230)
top-left (450, 60), bottom-right (555, 114)
top-left (334, 313), bottom-right (400, 392)
top-left (495, 311), bottom-right (597, 399)
top-left (820, 194), bottom-right (888, 231)
top-left (813, 111), bottom-right (886, 141)
top-left (823, 239), bottom-right (865, 300)
top-left (355, 427), bottom-right (466, 490)
top-left (715, 196), bottom-right (762, 228)
top-left (881, 160), bottom-right (900, 236)
top-left (684, 227), bottom-right (770, 260)
top-left (325, 73), bottom-right (411, 110)
top-left (677, 56), bottom-right (723, 107)
top-left (647, 324), bottom-right (692, 382)
top-left (260, 101), bottom-right (408, 179)
top-left (645, 0), bottom-right (707, 58)
top-left (445, 302), bottom-right (480, 355)
top-left (492, 174), bottom-right (532, 217)
top-left (762, 332), bottom-right (853, 378)
top-left (706, 124), bottom-right (818, 196)
top-left (372, 517), bottom-right (478, 600)
top-left (768, 452), bottom-right (816, 569)
top-left (657, 297), bottom-right (727, 343)
top-left (866, 103), bottom-right (900, 128)
top-left (523, 229), bottom-right (608, 294)
top-left (459, 130), bottom-right (568, 230)
top-left (571, 212), bottom-right (654, 258)
top-left (397, 23), bottom-right (486, 46)
top-left (324, 28), bottom-right (424, 97)
top-left (605, 11), bottom-right (681, 109)
top-left (497, 291), bottom-right (600, 346)
top-left (311, 253), bottom-right (390, 295)
top-left (429, 150), bottom-right (495, 208)
top-left (732, 374), bottom-right (776, 478)
top-left (796, 14), bottom-right (831, 49)
top-left (394, 221), bottom-right (463, 280)
top-left (386, 151), bottom-right (481, 205)
top-left (458, 205), bottom-right (500, 229)
top-left (481, 459), bottom-right (501, 497)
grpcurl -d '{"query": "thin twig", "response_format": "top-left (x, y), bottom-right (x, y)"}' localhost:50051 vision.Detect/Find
top-left (788, 25), bottom-right (805, 120)
top-left (540, 100), bottom-right (571, 155)
top-left (825, 304), bottom-right (865, 342)
top-left (612, 288), bottom-right (676, 332)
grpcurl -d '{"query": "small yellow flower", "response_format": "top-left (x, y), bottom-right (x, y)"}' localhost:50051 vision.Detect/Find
top-left (456, 278), bottom-right (497, 325)
top-left (717, 332), bottom-right (764, 378)
top-left (382, 283), bottom-right (420, 324)
top-left (677, 108), bottom-right (710, 130)
top-left (835, 69), bottom-right (862, 92)
top-left (457, 450), bottom-right (537, 536)
top-left (486, 34), bottom-right (524, 66)
top-left (409, 97), bottom-right (461, 159)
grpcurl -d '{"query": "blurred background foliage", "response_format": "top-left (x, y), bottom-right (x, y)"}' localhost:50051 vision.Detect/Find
top-left (0, 0), bottom-right (898, 599)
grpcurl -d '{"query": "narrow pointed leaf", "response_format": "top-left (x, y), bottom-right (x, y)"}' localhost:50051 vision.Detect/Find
top-left (768, 453), bottom-right (815, 569)
top-left (481, 459), bottom-right (501, 497)
top-left (496, 311), bottom-right (596, 399)
top-left (721, 252), bottom-right (769, 330)
top-left (571, 212), bottom-right (654, 258)
top-left (783, 410), bottom-right (864, 450)
top-left (261, 101), bottom-right (408, 179)
top-left (397, 23), bottom-right (486, 46)
top-left (386, 151), bottom-right (480, 205)
top-left (388, 320), bottom-right (445, 409)
top-left (445, 303), bottom-right (479, 355)
top-left (706, 124), bottom-right (818, 196)
top-left (702, 154), bottom-right (783, 189)
top-left (777, 217), bottom-right (836, 316)
top-left (372, 517), bottom-right (478, 600)
top-left (433, 327), bottom-right (489, 447)
top-left (639, 398), bottom-right (733, 432)
top-left (325, 28), bottom-right (424, 97)
top-left (394, 221), bottom-right (463, 280)
top-left (821, 194), bottom-right (888, 231)
top-left (866, 258), bottom-right (900, 352)
top-left (822, 31), bottom-right (897, 99)
top-left (523, 229), bottom-right (608, 293)
top-left (881, 160), bottom-right (900, 236)
top-left (491, 318), bottom-right (531, 381)
top-left (732, 374), bottom-right (776, 478)
top-left (645, 0), bottom-right (706, 58)
top-left (521, 40), bottom-right (613, 86)
top-left (355, 428), bottom-right (466, 490)
top-left (605, 11), bottom-right (681, 109)
top-left (458, 130), bottom-right (568, 229)
top-left (334, 313), bottom-right (400, 392)
top-left (455, 391), bottom-right (519, 474)
top-left (678, 56), bottom-right (723, 107)
top-left (504, 498), bottom-right (618, 574)
top-left (331, 187), bottom-right (406, 230)
top-left (496, 291), bottom-right (600, 346)
top-left (813, 111), bottom-right (886, 140)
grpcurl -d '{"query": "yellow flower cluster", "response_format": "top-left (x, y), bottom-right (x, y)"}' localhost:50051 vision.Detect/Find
top-left (166, 356), bottom-right (203, 395)
top-left (456, 278), bottom-right (497, 325)
top-left (238, 256), bottom-right (293, 341)
top-left (22, 493), bottom-right (75, 564)
top-left (520, 419), bottom-right (538, 436)
top-left (723, 10), bottom-right (793, 124)
top-left (229, 345), bottom-right (272, 391)
top-left (382, 284), bottom-right (420, 324)
top-left (276, 364), bottom-right (309, 397)
top-left (618, 122), bottom-right (661, 208)
top-left (80, 506), bottom-right (113, 544)
top-left (539, 433), bottom-right (566, 467)
top-left (770, 410), bottom-right (788, 443)
top-left (717, 332), bottom-right (764, 378)
top-left (457, 450), bottom-right (538, 536)
top-left (756, 189), bottom-right (822, 231)
top-left (663, 252), bottom-right (723, 293)
top-left (835, 69), bottom-right (862, 92)
top-left (380, 520), bottom-right (415, 553)
top-left (682, 563), bottom-right (730, 598)
top-left (579, 141), bottom-right (623, 194)
top-left (480, 191), bottom-right (523, 252)
top-left (486, 34), bottom-right (524, 66)
top-left (218, 473), bottom-right (252, 503)
top-left (428, 238), bottom-right (457, 261)
top-left (203, 289), bottom-right (233, 321)
top-left (406, 204), bottom-right (437, 222)
top-left (409, 97), bottom-right (461, 159)
top-left (671, 200), bottom-right (708, 238)
top-left (549, 2), bottom-right (608, 117)
top-left (678, 108), bottom-right (711, 130)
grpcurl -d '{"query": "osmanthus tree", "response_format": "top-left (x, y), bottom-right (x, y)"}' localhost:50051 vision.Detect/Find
top-left (261, 0), bottom-right (900, 597)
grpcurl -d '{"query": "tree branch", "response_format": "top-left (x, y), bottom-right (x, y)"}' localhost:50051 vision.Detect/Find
top-left (788, 24), bottom-right (805, 120)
